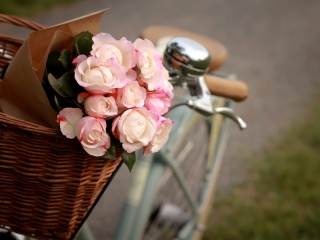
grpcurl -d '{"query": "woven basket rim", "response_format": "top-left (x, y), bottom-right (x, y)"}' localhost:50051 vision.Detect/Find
top-left (0, 111), bottom-right (56, 135)
top-left (0, 14), bottom-right (45, 31)
top-left (0, 33), bottom-right (24, 44)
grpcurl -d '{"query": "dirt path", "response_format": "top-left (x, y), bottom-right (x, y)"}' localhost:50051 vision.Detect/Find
top-left (2, 0), bottom-right (320, 239)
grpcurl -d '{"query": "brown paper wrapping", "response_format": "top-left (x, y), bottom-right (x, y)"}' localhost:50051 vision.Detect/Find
top-left (0, 10), bottom-right (105, 128)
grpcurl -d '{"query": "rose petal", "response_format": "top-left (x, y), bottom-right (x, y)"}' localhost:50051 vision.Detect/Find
top-left (57, 108), bottom-right (83, 139)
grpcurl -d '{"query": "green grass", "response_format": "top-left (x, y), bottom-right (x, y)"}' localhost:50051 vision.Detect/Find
top-left (0, 0), bottom-right (81, 17)
top-left (204, 99), bottom-right (320, 240)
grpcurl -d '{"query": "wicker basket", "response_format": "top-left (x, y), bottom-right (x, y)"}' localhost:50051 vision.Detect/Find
top-left (0, 15), bottom-right (123, 240)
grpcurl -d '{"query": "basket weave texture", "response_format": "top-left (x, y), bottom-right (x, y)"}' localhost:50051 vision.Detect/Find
top-left (0, 15), bottom-right (122, 240)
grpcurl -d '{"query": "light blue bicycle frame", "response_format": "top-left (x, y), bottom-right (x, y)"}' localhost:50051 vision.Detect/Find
top-left (112, 89), bottom-right (232, 240)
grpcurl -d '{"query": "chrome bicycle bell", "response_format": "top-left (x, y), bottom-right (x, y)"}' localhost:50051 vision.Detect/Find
top-left (164, 37), bottom-right (211, 77)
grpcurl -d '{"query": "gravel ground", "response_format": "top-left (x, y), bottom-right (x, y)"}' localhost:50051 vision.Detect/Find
top-left (1, 0), bottom-right (320, 239)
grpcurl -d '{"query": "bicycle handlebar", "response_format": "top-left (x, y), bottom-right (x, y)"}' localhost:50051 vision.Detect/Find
top-left (204, 74), bottom-right (248, 102)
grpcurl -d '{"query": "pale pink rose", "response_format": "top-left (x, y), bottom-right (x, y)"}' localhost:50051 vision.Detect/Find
top-left (75, 116), bottom-right (111, 156)
top-left (91, 33), bottom-right (136, 72)
top-left (77, 92), bottom-right (90, 103)
top-left (116, 81), bottom-right (146, 109)
top-left (126, 68), bottom-right (137, 81)
top-left (57, 108), bottom-right (83, 139)
top-left (84, 95), bottom-right (118, 118)
top-left (112, 107), bottom-right (157, 153)
top-left (162, 68), bottom-right (174, 99)
top-left (72, 54), bottom-right (87, 66)
top-left (134, 38), bottom-right (165, 91)
top-left (74, 56), bottom-right (128, 94)
top-left (144, 90), bottom-right (172, 115)
top-left (143, 117), bottom-right (173, 156)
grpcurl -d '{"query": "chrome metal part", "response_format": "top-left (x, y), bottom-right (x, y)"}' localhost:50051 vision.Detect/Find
top-left (163, 37), bottom-right (247, 130)
top-left (212, 107), bottom-right (247, 130)
top-left (186, 76), bottom-right (213, 116)
top-left (165, 37), bottom-right (211, 77)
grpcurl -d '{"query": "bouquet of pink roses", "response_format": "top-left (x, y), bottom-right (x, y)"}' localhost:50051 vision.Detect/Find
top-left (44, 31), bottom-right (174, 170)
top-left (0, 11), bottom-right (175, 239)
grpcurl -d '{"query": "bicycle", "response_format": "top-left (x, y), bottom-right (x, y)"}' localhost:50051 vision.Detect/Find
top-left (0, 19), bottom-right (248, 240)
top-left (77, 25), bottom-right (248, 240)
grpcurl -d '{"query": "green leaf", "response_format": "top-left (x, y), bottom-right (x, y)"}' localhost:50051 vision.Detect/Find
top-left (133, 66), bottom-right (141, 76)
top-left (103, 143), bottom-right (116, 160)
top-left (47, 51), bottom-right (66, 78)
top-left (68, 98), bottom-right (85, 110)
top-left (121, 148), bottom-right (136, 172)
top-left (54, 96), bottom-right (84, 111)
top-left (57, 72), bottom-right (78, 97)
top-left (53, 94), bottom-right (62, 111)
top-left (48, 73), bottom-right (69, 97)
top-left (42, 70), bottom-right (60, 113)
top-left (48, 72), bottom-right (78, 98)
top-left (59, 49), bottom-right (71, 70)
top-left (74, 31), bottom-right (94, 56)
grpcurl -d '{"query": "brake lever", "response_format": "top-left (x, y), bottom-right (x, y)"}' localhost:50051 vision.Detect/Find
top-left (169, 76), bottom-right (246, 130)
top-left (211, 107), bottom-right (247, 130)
top-left (186, 76), bottom-right (213, 115)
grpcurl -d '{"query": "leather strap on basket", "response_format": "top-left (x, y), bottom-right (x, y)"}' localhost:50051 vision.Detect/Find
top-left (0, 14), bottom-right (45, 31)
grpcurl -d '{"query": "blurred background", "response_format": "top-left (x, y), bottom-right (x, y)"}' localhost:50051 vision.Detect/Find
top-left (1, 0), bottom-right (320, 239)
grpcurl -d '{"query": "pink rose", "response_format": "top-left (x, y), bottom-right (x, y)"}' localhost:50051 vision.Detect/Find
top-left (144, 90), bottom-right (172, 115)
top-left (75, 116), bottom-right (111, 156)
top-left (126, 68), bottom-right (138, 81)
top-left (112, 107), bottom-right (157, 153)
top-left (84, 95), bottom-right (118, 118)
top-left (57, 108), bottom-right (83, 139)
top-left (116, 81), bottom-right (146, 109)
top-left (134, 38), bottom-right (165, 91)
top-left (162, 68), bottom-right (174, 99)
top-left (143, 117), bottom-right (173, 156)
top-left (74, 56), bottom-right (128, 94)
top-left (77, 92), bottom-right (90, 104)
top-left (72, 54), bottom-right (87, 66)
top-left (91, 33), bottom-right (136, 72)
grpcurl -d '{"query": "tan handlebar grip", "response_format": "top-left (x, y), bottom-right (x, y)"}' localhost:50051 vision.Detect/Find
top-left (205, 75), bottom-right (249, 102)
